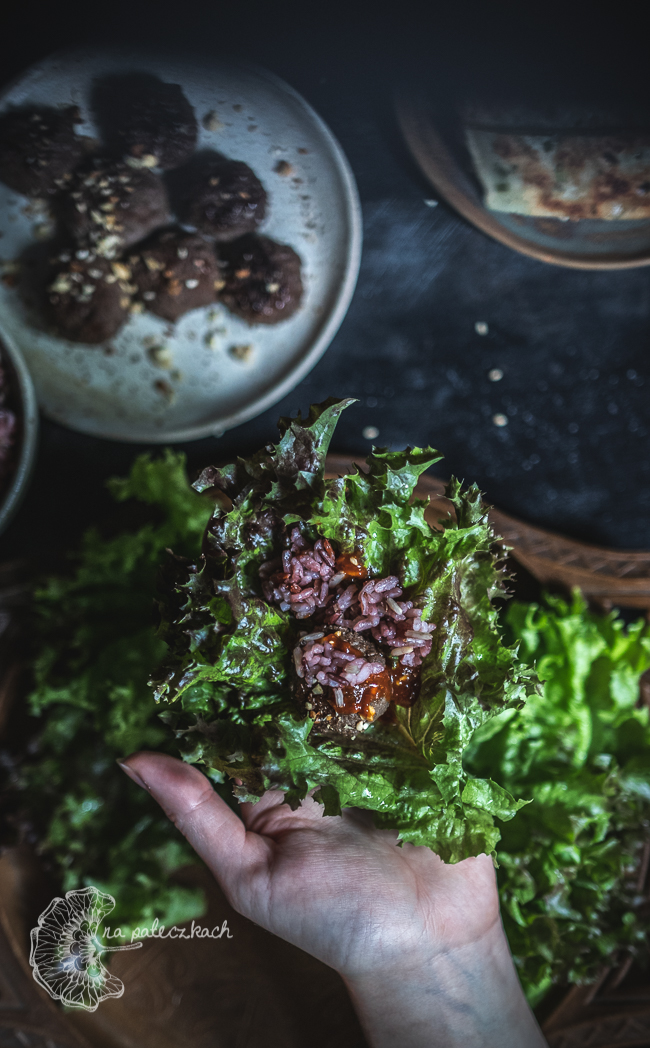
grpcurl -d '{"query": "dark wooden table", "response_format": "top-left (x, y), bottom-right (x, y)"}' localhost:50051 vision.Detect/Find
top-left (2, 6), bottom-right (650, 1047)
top-left (2, 7), bottom-right (650, 565)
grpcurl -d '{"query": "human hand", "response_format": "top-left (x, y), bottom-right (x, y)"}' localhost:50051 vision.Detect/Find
top-left (119, 752), bottom-right (547, 1048)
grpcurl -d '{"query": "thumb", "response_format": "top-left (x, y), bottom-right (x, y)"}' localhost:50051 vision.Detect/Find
top-left (117, 751), bottom-right (267, 892)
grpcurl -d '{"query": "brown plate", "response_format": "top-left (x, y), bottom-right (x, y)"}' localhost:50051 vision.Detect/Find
top-left (396, 92), bottom-right (650, 272)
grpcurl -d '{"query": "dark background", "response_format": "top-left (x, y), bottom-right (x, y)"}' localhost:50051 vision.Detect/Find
top-left (2, 1), bottom-right (649, 560)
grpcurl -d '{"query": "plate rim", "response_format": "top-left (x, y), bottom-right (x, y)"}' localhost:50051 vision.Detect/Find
top-left (0, 329), bottom-right (39, 536)
top-left (0, 49), bottom-right (363, 443)
top-left (396, 91), bottom-right (650, 272)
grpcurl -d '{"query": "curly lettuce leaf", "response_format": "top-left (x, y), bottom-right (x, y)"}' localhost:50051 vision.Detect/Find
top-left (4, 451), bottom-right (214, 936)
top-left (464, 592), bottom-right (650, 1005)
top-left (154, 398), bottom-right (538, 862)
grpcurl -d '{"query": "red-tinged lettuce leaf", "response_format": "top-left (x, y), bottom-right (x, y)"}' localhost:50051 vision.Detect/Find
top-left (153, 398), bottom-right (539, 862)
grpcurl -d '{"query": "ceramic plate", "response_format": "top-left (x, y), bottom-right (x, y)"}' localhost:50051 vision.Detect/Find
top-left (0, 49), bottom-right (362, 441)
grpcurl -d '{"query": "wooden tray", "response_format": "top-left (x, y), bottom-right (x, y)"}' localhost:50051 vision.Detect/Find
top-left (2, 462), bottom-right (650, 1048)
top-left (396, 93), bottom-right (650, 273)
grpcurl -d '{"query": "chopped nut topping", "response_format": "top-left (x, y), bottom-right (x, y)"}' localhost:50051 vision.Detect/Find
top-left (95, 234), bottom-right (122, 258)
top-left (228, 343), bottom-right (253, 363)
top-left (144, 255), bottom-right (164, 272)
top-left (147, 344), bottom-right (173, 368)
top-left (49, 274), bottom-right (73, 294)
top-left (111, 262), bottom-right (131, 281)
top-left (125, 154), bottom-right (159, 169)
top-left (274, 160), bottom-right (294, 176)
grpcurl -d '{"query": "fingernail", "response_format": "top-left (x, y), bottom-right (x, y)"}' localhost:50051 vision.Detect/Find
top-left (116, 759), bottom-right (149, 791)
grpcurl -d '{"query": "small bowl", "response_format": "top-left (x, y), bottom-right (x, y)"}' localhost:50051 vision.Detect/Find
top-left (0, 328), bottom-right (38, 536)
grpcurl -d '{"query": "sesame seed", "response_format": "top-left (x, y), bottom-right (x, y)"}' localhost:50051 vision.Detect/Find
top-left (488, 368), bottom-right (503, 382)
top-left (493, 414), bottom-right (508, 427)
top-left (475, 321), bottom-right (489, 336)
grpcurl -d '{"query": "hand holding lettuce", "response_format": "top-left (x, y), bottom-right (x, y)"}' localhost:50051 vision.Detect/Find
top-left (153, 397), bottom-right (536, 862)
top-left (3, 397), bottom-right (649, 1004)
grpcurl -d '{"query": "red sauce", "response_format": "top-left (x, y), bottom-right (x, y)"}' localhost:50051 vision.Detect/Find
top-left (335, 551), bottom-right (368, 579)
top-left (389, 666), bottom-right (421, 708)
top-left (322, 633), bottom-right (420, 720)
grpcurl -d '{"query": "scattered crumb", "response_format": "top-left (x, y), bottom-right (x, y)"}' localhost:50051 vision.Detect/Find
top-left (475, 321), bottom-right (489, 336)
top-left (124, 154), bottom-right (159, 170)
top-left (232, 104), bottom-right (243, 112)
top-left (424, 199), bottom-right (438, 207)
top-left (298, 147), bottom-right (309, 155)
top-left (154, 379), bottom-right (175, 402)
top-left (129, 301), bottom-right (144, 314)
top-left (202, 110), bottom-right (224, 132)
top-left (492, 414), bottom-right (508, 427)
top-left (228, 343), bottom-right (254, 363)
top-left (147, 344), bottom-right (173, 369)
top-left (247, 125), bottom-right (258, 132)
top-left (362, 425), bottom-right (379, 440)
top-left (274, 160), bottom-right (294, 177)
top-left (170, 368), bottom-right (183, 382)
top-left (488, 368), bottom-right (503, 382)
top-left (103, 345), bottom-right (116, 356)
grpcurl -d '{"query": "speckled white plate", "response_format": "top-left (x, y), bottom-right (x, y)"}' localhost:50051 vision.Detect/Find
top-left (0, 49), bottom-right (362, 442)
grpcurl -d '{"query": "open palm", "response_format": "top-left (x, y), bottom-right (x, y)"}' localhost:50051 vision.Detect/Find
top-left (120, 752), bottom-right (500, 980)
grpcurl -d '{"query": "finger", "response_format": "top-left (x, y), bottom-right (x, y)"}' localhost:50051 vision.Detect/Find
top-left (118, 752), bottom-right (270, 889)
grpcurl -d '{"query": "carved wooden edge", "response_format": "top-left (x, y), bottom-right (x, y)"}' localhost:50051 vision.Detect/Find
top-left (326, 456), bottom-right (650, 609)
top-left (544, 1010), bottom-right (650, 1048)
